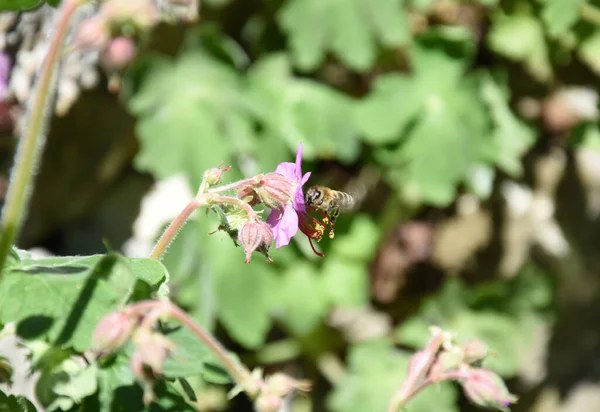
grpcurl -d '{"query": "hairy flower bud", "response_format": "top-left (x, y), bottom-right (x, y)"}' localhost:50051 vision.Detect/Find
top-left (266, 373), bottom-right (311, 397)
top-left (132, 329), bottom-right (176, 376)
top-left (429, 351), bottom-right (462, 381)
top-left (92, 312), bottom-right (135, 354)
top-left (101, 37), bottom-right (137, 71)
top-left (255, 391), bottom-right (283, 412)
top-left (255, 173), bottom-right (295, 210)
top-left (238, 220), bottom-right (274, 263)
top-left (461, 368), bottom-right (517, 411)
top-left (74, 17), bottom-right (110, 49)
top-left (463, 340), bottom-right (489, 364)
top-left (204, 163), bottom-right (231, 186)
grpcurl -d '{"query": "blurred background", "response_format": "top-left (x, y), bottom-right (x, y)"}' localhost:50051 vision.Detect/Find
top-left (4, 0), bottom-right (600, 410)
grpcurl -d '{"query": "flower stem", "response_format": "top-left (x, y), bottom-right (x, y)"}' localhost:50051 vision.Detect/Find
top-left (207, 176), bottom-right (260, 194)
top-left (150, 199), bottom-right (202, 260)
top-left (0, 0), bottom-right (80, 274)
top-left (211, 196), bottom-right (258, 220)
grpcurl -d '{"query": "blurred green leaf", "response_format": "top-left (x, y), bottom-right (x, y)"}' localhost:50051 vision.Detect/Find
top-left (0, 0), bottom-right (44, 10)
top-left (0, 254), bottom-right (166, 352)
top-left (210, 229), bottom-right (278, 348)
top-left (540, 0), bottom-right (585, 38)
top-left (276, 262), bottom-right (329, 335)
top-left (322, 257), bottom-right (369, 307)
top-left (479, 73), bottom-right (536, 176)
top-left (0, 390), bottom-right (36, 412)
top-left (331, 215), bottom-right (380, 261)
top-left (248, 54), bottom-right (361, 163)
top-left (328, 339), bottom-right (458, 412)
top-left (37, 360), bottom-right (97, 411)
top-left (162, 326), bottom-right (231, 383)
top-left (278, 0), bottom-right (410, 71)
top-left (128, 50), bottom-right (251, 188)
top-left (488, 13), bottom-right (551, 82)
top-left (579, 31), bottom-right (600, 75)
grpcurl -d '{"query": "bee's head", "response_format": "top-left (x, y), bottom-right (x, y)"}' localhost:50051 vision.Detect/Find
top-left (305, 187), bottom-right (321, 206)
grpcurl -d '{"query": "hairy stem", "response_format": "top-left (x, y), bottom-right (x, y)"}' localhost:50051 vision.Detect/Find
top-left (150, 199), bottom-right (202, 260)
top-left (211, 196), bottom-right (258, 220)
top-left (207, 176), bottom-right (260, 194)
top-left (0, 0), bottom-right (80, 273)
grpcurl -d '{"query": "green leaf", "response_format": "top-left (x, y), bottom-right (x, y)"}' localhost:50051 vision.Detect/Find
top-left (540, 0), bottom-right (585, 38)
top-left (37, 359), bottom-right (97, 411)
top-left (331, 214), bottom-right (381, 261)
top-left (96, 351), bottom-right (137, 412)
top-left (322, 258), bottom-right (369, 307)
top-left (0, 0), bottom-right (44, 11)
top-left (248, 54), bottom-right (361, 163)
top-left (328, 339), bottom-right (458, 412)
top-left (579, 31), bottom-right (600, 75)
top-left (278, 0), bottom-right (410, 71)
top-left (162, 326), bottom-right (231, 383)
top-left (0, 390), bottom-right (37, 412)
top-left (487, 13), bottom-right (551, 82)
top-left (479, 74), bottom-right (536, 176)
top-left (210, 230), bottom-right (277, 348)
top-left (128, 49), bottom-right (251, 187)
top-left (276, 263), bottom-right (329, 335)
top-left (0, 254), bottom-right (166, 351)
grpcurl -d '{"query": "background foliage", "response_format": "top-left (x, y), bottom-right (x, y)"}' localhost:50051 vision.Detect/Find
top-left (3, 0), bottom-right (600, 410)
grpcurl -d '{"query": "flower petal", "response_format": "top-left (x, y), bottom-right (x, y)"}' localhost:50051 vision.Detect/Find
top-left (267, 206), bottom-right (298, 248)
top-left (274, 162), bottom-right (297, 180)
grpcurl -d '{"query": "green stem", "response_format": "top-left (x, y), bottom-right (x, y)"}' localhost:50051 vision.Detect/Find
top-left (150, 199), bottom-right (202, 260)
top-left (0, 0), bottom-right (80, 273)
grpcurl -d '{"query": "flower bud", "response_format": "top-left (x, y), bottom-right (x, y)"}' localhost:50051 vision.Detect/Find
top-left (255, 173), bottom-right (295, 210)
top-left (74, 17), bottom-right (110, 49)
top-left (92, 312), bottom-right (135, 354)
top-left (204, 163), bottom-right (231, 186)
top-left (461, 368), bottom-right (517, 411)
top-left (101, 37), bottom-right (137, 71)
top-left (266, 373), bottom-right (311, 397)
top-left (429, 350), bottom-right (462, 381)
top-left (132, 329), bottom-right (175, 376)
top-left (463, 340), bottom-right (489, 364)
top-left (255, 392), bottom-right (283, 412)
top-left (238, 220), bottom-right (274, 263)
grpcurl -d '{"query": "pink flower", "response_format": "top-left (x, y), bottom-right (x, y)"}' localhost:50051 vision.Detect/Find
top-left (266, 144), bottom-right (311, 248)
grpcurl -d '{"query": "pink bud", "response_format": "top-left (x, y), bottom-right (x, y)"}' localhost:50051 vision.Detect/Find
top-left (74, 17), bottom-right (110, 49)
top-left (101, 37), bottom-right (137, 71)
top-left (429, 351), bottom-right (462, 381)
top-left (266, 373), bottom-right (312, 397)
top-left (255, 392), bottom-right (283, 412)
top-left (461, 368), bottom-right (517, 411)
top-left (92, 312), bottom-right (135, 353)
top-left (238, 220), bottom-right (274, 263)
top-left (132, 329), bottom-right (175, 376)
top-left (255, 173), bottom-right (295, 210)
top-left (463, 340), bottom-right (489, 364)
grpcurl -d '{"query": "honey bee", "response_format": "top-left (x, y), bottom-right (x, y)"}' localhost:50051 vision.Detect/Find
top-left (305, 186), bottom-right (356, 226)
